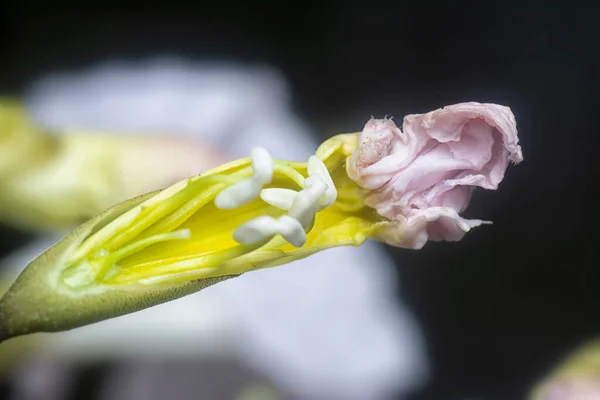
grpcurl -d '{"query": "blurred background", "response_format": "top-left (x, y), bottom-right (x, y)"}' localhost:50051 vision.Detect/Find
top-left (0, 1), bottom-right (599, 399)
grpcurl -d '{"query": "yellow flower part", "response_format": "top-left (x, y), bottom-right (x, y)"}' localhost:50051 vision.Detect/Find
top-left (0, 132), bottom-right (393, 342)
top-left (0, 101), bottom-right (525, 343)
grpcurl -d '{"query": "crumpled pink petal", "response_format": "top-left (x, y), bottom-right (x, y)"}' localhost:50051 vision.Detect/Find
top-left (348, 102), bottom-right (523, 249)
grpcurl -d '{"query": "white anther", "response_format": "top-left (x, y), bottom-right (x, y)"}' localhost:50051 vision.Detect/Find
top-left (307, 156), bottom-right (337, 209)
top-left (251, 147), bottom-right (274, 185)
top-left (233, 215), bottom-right (306, 247)
top-left (215, 147), bottom-right (273, 209)
top-left (214, 179), bottom-right (261, 209)
top-left (260, 188), bottom-right (297, 210)
top-left (288, 175), bottom-right (328, 228)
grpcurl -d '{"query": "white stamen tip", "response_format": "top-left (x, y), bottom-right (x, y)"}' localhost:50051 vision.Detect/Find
top-left (307, 155), bottom-right (327, 177)
top-left (289, 175), bottom-right (328, 228)
top-left (260, 188), bottom-right (297, 210)
top-left (307, 155), bottom-right (337, 209)
top-left (215, 180), bottom-right (261, 209)
top-left (277, 215), bottom-right (307, 247)
top-left (233, 215), bottom-right (306, 247)
top-left (215, 147), bottom-right (274, 209)
top-left (251, 147), bottom-right (274, 185)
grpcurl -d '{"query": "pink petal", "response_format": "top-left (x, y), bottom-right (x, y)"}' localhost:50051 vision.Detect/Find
top-left (347, 102), bottom-right (522, 249)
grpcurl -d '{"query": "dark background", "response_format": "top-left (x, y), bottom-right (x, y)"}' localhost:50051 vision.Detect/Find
top-left (1, 1), bottom-right (598, 399)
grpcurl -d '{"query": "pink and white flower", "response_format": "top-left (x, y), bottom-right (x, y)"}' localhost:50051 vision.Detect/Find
top-left (348, 102), bottom-right (523, 249)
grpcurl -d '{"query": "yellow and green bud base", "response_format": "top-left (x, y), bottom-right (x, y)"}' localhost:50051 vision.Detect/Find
top-left (0, 132), bottom-right (392, 342)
